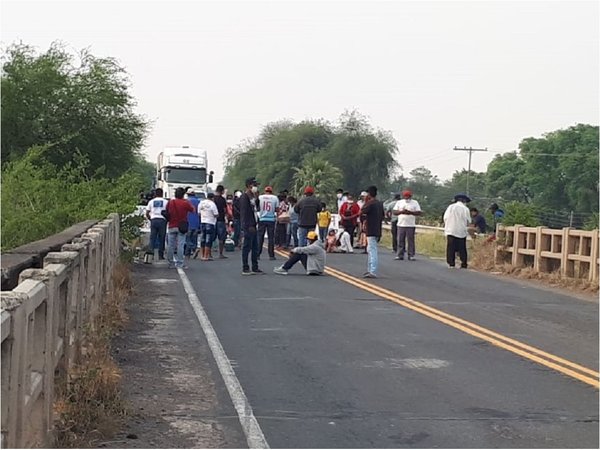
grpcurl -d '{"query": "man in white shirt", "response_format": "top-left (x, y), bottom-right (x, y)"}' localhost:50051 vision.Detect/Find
top-left (393, 190), bottom-right (422, 261)
top-left (443, 193), bottom-right (472, 269)
top-left (145, 188), bottom-right (168, 260)
top-left (198, 192), bottom-right (219, 261)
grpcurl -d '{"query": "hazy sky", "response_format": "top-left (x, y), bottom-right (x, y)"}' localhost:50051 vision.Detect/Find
top-left (2, 0), bottom-right (598, 182)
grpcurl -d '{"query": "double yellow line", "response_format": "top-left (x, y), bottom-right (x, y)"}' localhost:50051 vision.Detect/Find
top-left (274, 249), bottom-right (599, 388)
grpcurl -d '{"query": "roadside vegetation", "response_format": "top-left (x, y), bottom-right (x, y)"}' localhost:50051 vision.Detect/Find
top-left (1, 43), bottom-right (154, 251)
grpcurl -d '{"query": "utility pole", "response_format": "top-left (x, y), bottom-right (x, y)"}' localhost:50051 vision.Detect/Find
top-left (453, 146), bottom-right (488, 196)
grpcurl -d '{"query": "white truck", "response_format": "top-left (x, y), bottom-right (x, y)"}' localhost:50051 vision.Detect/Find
top-left (155, 146), bottom-right (214, 198)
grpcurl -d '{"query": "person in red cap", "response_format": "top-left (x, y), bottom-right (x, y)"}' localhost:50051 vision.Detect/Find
top-left (392, 189), bottom-right (422, 261)
top-left (257, 185), bottom-right (279, 260)
top-left (294, 186), bottom-right (321, 246)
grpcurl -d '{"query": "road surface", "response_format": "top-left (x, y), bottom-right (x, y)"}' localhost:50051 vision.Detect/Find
top-left (108, 246), bottom-right (599, 448)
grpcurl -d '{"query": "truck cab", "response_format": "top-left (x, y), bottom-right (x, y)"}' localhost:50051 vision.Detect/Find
top-left (156, 146), bottom-right (214, 198)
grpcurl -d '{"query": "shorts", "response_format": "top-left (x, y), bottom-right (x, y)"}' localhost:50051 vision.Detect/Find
top-left (216, 221), bottom-right (227, 241)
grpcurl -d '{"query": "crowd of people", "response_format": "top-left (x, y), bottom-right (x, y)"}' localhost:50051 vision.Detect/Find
top-left (141, 179), bottom-right (503, 276)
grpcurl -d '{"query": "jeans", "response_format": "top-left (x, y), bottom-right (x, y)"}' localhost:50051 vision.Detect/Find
top-left (242, 228), bottom-right (259, 271)
top-left (216, 221), bottom-right (227, 242)
top-left (185, 229), bottom-right (199, 256)
top-left (232, 218), bottom-right (241, 246)
top-left (318, 227), bottom-right (328, 242)
top-left (397, 226), bottom-right (416, 258)
top-left (167, 228), bottom-right (186, 267)
top-left (446, 235), bottom-right (468, 268)
top-left (149, 218), bottom-right (167, 258)
top-left (297, 226), bottom-right (315, 247)
top-left (257, 221), bottom-right (275, 258)
top-left (366, 236), bottom-right (378, 275)
top-left (200, 223), bottom-right (216, 248)
top-left (282, 252), bottom-right (307, 271)
top-left (287, 223), bottom-right (299, 248)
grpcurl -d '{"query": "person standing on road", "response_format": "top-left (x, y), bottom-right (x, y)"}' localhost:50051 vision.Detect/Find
top-left (232, 190), bottom-right (242, 248)
top-left (145, 188), bottom-right (168, 260)
top-left (336, 188), bottom-right (347, 213)
top-left (213, 185), bottom-right (229, 259)
top-left (361, 186), bottom-right (385, 278)
top-left (386, 193), bottom-right (402, 253)
top-left (295, 186), bottom-right (321, 247)
top-left (274, 230), bottom-right (326, 276)
top-left (339, 194), bottom-right (361, 247)
top-left (198, 192), bottom-right (219, 261)
top-left (166, 187), bottom-right (194, 269)
top-left (275, 193), bottom-right (290, 250)
top-left (240, 177), bottom-right (263, 275)
top-left (393, 190), bottom-right (422, 261)
top-left (257, 186), bottom-right (279, 260)
top-left (317, 202), bottom-right (331, 242)
top-left (184, 189), bottom-right (201, 260)
top-left (287, 196), bottom-right (299, 248)
top-left (444, 193), bottom-right (472, 269)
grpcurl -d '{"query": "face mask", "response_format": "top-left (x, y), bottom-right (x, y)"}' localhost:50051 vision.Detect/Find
top-left (227, 199), bottom-right (233, 204)
top-left (337, 193), bottom-right (342, 199)
top-left (251, 186), bottom-right (258, 194)
top-left (347, 200), bottom-right (354, 204)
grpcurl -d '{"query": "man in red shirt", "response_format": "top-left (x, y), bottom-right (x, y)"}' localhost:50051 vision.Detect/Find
top-left (339, 194), bottom-right (361, 247)
top-left (166, 187), bottom-right (195, 269)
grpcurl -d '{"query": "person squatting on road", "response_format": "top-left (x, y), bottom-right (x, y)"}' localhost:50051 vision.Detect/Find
top-left (361, 185), bottom-right (385, 278)
top-left (274, 231), bottom-right (326, 276)
top-left (240, 177), bottom-right (264, 275)
top-left (166, 187), bottom-right (195, 269)
top-left (145, 188), bottom-right (168, 260)
top-left (257, 186), bottom-right (279, 261)
top-left (393, 190), bottom-right (422, 261)
top-left (295, 186), bottom-right (321, 247)
top-left (443, 193), bottom-right (472, 269)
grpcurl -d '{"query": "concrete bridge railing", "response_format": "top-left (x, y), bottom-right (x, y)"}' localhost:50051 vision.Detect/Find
top-left (1, 214), bottom-right (120, 448)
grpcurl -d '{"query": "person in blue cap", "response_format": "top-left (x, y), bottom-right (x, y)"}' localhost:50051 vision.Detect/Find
top-left (443, 193), bottom-right (472, 269)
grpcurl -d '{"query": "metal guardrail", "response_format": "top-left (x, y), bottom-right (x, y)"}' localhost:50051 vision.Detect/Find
top-left (1, 214), bottom-right (120, 448)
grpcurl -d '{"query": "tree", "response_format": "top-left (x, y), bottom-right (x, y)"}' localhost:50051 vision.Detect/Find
top-left (1, 43), bottom-right (149, 178)
top-left (292, 155), bottom-right (343, 205)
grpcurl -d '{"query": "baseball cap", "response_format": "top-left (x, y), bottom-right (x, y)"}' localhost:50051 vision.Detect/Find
top-left (402, 190), bottom-right (412, 198)
top-left (454, 193), bottom-right (471, 203)
top-left (265, 186), bottom-right (273, 193)
top-left (307, 231), bottom-right (318, 240)
top-left (245, 177), bottom-right (259, 187)
top-left (304, 186), bottom-right (315, 194)
top-left (186, 188), bottom-right (195, 195)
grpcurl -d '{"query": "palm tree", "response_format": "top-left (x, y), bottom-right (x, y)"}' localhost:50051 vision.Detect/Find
top-left (292, 155), bottom-right (343, 205)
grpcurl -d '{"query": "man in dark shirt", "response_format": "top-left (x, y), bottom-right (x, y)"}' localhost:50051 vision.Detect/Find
top-left (239, 177), bottom-right (263, 275)
top-left (361, 185), bottom-right (385, 278)
top-left (213, 184), bottom-right (229, 259)
top-left (295, 186), bottom-right (321, 247)
top-left (232, 191), bottom-right (242, 247)
top-left (470, 207), bottom-right (487, 234)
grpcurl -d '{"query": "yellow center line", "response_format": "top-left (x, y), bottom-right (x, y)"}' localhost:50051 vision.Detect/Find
top-left (273, 248), bottom-right (599, 388)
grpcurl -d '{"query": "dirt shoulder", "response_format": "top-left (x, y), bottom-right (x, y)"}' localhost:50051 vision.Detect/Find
top-left (101, 263), bottom-right (246, 449)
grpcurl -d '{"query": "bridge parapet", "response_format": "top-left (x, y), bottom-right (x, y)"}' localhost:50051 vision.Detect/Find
top-left (1, 214), bottom-right (120, 448)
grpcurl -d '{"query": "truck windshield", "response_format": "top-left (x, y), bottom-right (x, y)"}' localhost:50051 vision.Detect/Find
top-left (164, 168), bottom-right (207, 184)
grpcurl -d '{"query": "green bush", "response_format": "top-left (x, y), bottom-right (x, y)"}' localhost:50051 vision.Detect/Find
top-left (1, 145), bottom-right (145, 251)
top-left (501, 201), bottom-right (540, 227)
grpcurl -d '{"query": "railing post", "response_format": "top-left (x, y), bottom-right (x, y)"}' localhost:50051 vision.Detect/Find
top-left (561, 227), bottom-right (575, 278)
top-left (511, 224), bottom-right (524, 267)
top-left (533, 226), bottom-right (545, 273)
top-left (590, 229), bottom-right (599, 283)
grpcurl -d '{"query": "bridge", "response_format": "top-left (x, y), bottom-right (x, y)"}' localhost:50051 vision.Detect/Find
top-left (1, 215), bottom-right (598, 448)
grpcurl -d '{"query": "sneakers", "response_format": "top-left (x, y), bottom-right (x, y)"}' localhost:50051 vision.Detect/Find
top-left (408, 256), bottom-right (416, 261)
top-left (269, 256), bottom-right (277, 261)
top-left (273, 266), bottom-right (288, 275)
top-left (252, 269), bottom-right (265, 275)
top-left (363, 272), bottom-right (377, 278)
top-left (242, 269), bottom-right (253, 276)
top-left (394, 256), bottom-right (403, 261)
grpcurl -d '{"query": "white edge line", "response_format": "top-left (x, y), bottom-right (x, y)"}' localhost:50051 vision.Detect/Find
top-left (177, 268), bottom-right (269, 449)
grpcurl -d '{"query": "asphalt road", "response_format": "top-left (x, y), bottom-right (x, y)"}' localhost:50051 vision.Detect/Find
top-left (119, 246), bottom-right (599, 448)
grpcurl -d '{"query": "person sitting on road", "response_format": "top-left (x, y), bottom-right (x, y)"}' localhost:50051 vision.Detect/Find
top-left (274, 231), bottom-right (326, 276)
top-left (325, 229), bottom-right (338, 253)
top-left (336, 225), bottom-right (353, 253)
